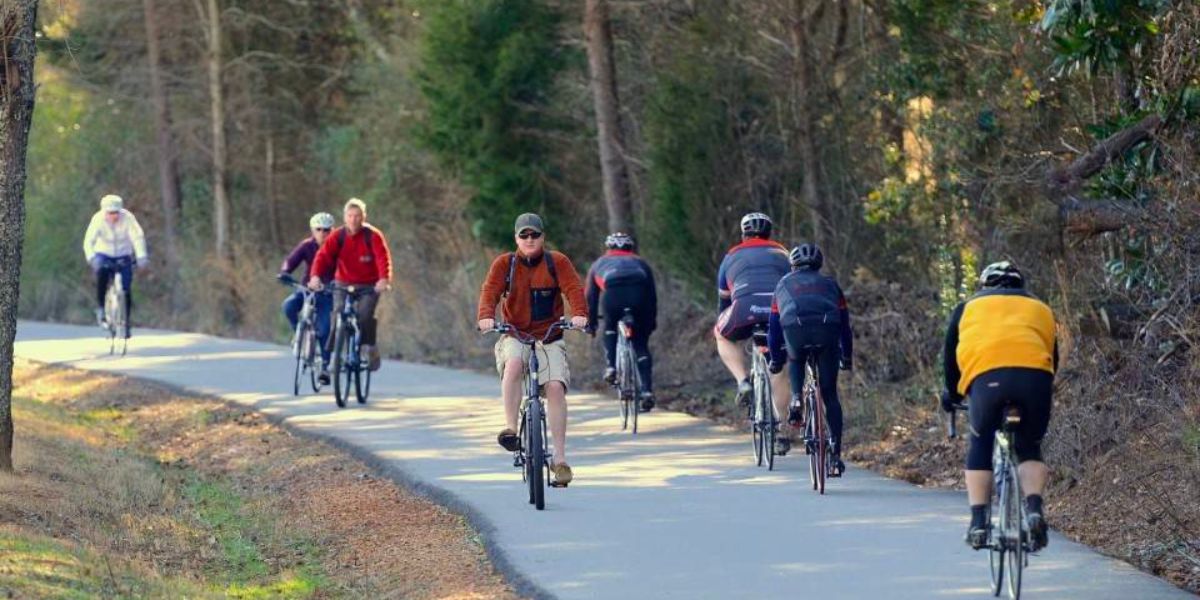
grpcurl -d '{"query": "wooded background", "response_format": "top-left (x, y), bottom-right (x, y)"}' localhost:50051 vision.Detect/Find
top-left (14, 0), bottom-right (1200, 588)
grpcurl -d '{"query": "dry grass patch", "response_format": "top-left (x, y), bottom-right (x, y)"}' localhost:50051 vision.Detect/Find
top-left (1, 359), bottom-right (517, 599)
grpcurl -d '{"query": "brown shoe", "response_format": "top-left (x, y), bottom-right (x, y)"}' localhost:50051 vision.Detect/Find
top-left (550, 462), bottom-right (573, 487)
top-left (365, 345), bottom-right (381, 371)
top-left (497, 429), bottom-right (520, 452)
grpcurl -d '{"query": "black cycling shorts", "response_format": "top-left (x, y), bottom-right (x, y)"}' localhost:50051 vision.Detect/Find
top-left (966, 367), bottom-right (1054, 470)
top-left (714, 296), bottom-right (773, 342)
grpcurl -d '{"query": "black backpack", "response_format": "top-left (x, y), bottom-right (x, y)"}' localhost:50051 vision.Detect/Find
top-left (503, 251), bottom-right (558, 297)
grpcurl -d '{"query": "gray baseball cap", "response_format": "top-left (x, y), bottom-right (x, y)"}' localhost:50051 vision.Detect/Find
top-left (514, 213), bottom-right (544, 234)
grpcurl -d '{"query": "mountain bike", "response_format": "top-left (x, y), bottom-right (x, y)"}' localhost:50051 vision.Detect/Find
top-left (329, 283), bottom-right (375, 408)
top-left (747, 323), bottom-right (777, 470)
top-left (949, 403), bottom-right (1032, 599)
top-left (484, 319), bottom-right (579, 511)
top-left (799, 353), bottom-right (836, 493)
top-left (612, 309), bottom-right (641, 434)
top-left (278, 275), bottom-right (326, 396)
top-left (100, 256), bottom-right (132, 356)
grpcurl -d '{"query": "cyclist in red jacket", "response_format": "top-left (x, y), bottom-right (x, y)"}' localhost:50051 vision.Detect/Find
top-left (309, 198), bottom-right (393, 371)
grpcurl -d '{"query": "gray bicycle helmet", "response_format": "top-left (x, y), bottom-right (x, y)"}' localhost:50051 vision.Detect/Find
top-left (605, 232), bottom-right (635, 251)
top-left (740, 212), bottom-right (773, 238)
top-left (789, 243), bottom-right (823, 270)
top-left (979, 261), bottom-right (1024, 289)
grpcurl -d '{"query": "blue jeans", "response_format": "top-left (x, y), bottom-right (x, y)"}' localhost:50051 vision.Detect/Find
top-left (282, 290), bottom-right (332, 364)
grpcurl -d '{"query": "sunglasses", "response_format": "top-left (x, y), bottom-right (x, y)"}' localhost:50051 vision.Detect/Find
top-left (517, 231), bottom-right (543, 240)
top-left (314, 227), bottom-right (332, 233)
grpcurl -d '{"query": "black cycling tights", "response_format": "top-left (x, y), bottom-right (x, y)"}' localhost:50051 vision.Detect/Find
top-left (966, 368), bottom-right (1053, 470)
top-left (783, 324), bottom-right (843, 453)
top-left (601, 286), bottom-right (655, 393)
top-left (333, 288), bottom-right (380, 346)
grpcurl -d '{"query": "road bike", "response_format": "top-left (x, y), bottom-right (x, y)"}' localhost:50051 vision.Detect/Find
top-left (747, 323), bottom-right (778, 470)
top-left (278, 275), bottom-right (327, 396)
top-left (949, 403), bottom-right (1033, 599)
top-left (798, 353), bottom-right (836, 493)
top-left (329, 283), bottom-right (375, 408)
top-left (485, 319), bottom-right (579, 511)
top-left (612, 309), bottom-right (641, 434)
top-left (100, 256), bottom-right (132, 356)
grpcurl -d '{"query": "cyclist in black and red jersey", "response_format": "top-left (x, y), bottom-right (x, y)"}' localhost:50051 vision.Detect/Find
top-left (714, 213), bottom-right (791, 409)
top-left (585, 232), bottom-right (658, 412)
top-left (765, 244), bottom-right (853, 467)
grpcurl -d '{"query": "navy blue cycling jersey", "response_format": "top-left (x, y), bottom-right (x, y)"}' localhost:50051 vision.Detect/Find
top-left (585, 250), bottom-right (657, 330)
top-left (716, 238), bottom-right (790, 313)
top-left (775, 269), bottom-right (844, 326)
top-left (766, 268), bottom-right (853, 365)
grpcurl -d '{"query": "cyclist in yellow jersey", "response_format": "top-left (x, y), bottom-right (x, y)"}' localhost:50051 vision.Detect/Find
top-left (942, 261), bottom-right (1058, 552)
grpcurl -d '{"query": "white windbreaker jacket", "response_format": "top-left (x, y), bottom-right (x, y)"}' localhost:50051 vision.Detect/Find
top-left (82, 209), bottom-right (148, 262)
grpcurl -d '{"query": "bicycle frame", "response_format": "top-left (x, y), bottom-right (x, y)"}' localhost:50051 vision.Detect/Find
top-left (747, 325), bottom-right (776, 469)
top-left (100, 256), bottom-right (132, 355)
top-left (948, 402), bottom-right (1030, 599)
top-left (485, 320), bottom-right (577, 511)
top-left (614, 311), bottom-right (639, 433)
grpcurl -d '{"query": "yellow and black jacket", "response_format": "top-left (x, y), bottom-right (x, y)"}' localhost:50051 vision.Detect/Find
top-left (943, 288), bottom-right (1058, 399)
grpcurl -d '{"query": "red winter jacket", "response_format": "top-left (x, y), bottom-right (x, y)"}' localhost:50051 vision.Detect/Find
top-left (311, 225), bottom-right (392, 285)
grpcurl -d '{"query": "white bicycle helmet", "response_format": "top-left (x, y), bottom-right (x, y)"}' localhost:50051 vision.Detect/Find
top-left (740, 212), bottom-right (772, 237)
top-left (100, 194), bottom-right (123, 213)
top-left (309, 212), bottom-right (335, 229)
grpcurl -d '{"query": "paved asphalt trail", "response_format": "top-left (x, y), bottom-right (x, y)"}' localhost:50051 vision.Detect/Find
top-left (14, 322), bottom-right (1192, 599)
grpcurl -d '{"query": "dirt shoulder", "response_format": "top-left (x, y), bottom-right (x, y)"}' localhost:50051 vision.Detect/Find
top-left (0, 358), bottom-right (518, 599)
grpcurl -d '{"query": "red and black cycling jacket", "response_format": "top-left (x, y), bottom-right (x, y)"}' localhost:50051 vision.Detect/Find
top-left (584, 249), bottom-right (657, 332)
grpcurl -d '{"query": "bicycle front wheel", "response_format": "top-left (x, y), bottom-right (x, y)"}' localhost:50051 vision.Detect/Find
top-left (292, 323), bottom-right (308, 396)
top-left (527, 398), bottom-right (546, 511)
top-left (331, 324), bottom-right (350, 408)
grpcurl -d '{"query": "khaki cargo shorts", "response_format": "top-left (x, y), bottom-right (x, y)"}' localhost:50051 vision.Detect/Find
top-left (494, 336), bottom-right (571, 392)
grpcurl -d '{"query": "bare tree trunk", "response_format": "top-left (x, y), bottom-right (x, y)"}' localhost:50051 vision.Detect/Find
top-left (585, 0), bottom-right (634, 235)
top-left (0, 0), bottom-right (39, 473)
top-left (265, 134), bottom-right (280, 248)
top-left (143, 0), bottom-right (182, 269)
top-left (205, 0), bottom-right (230, 261)
top-left (789, 0), bottom-right (828, 247)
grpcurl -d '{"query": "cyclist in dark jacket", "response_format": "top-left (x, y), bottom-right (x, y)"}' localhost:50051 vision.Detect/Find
top-left (715, 212), bottom-right (791, 408)
top-left (766, 244), bottom-right (852, 468)
top-left (585, 233), bottom-right (658, 412)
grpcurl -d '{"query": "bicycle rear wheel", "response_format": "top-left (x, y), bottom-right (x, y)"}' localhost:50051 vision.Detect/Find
top-left (356, 361), bottom-right (370, 404)
top-left (331, 324), bottom-right (350, 408)
top-left (1005, 460), bottom-right (1024, 599)
top-left (808, 379), bottom-right (828, 494)
top-left (758, 368), bottom-right (776, 471)
top-left (989, 463), bottom-right (1007, 596)
top-left (624, 339), bottom-right (639, 434)
top-left (527, 398), bottom-right (546, 510)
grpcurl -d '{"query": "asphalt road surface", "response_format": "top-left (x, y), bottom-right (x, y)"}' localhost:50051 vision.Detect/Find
top-left (14, 321), bottom-right (1192, 599)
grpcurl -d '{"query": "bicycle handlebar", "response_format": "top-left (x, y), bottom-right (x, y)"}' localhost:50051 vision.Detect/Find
top-left (479, 319), bottom-right (581, 345)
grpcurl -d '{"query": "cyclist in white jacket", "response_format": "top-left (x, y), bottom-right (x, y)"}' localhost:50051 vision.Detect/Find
top-left (82, 194), bottom-right (148, 332)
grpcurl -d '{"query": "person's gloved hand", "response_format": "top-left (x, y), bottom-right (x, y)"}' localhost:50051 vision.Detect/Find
top-left (940, 389), bottom-right (962, 413)
top-left (136, 257), bottom-right (149, 270)
top-left (768, 358), bottom-right (785, 375)
top-left (839, 357), bottom-right (852, 371)
top-left (88, 256), bottom-right (103, 273)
